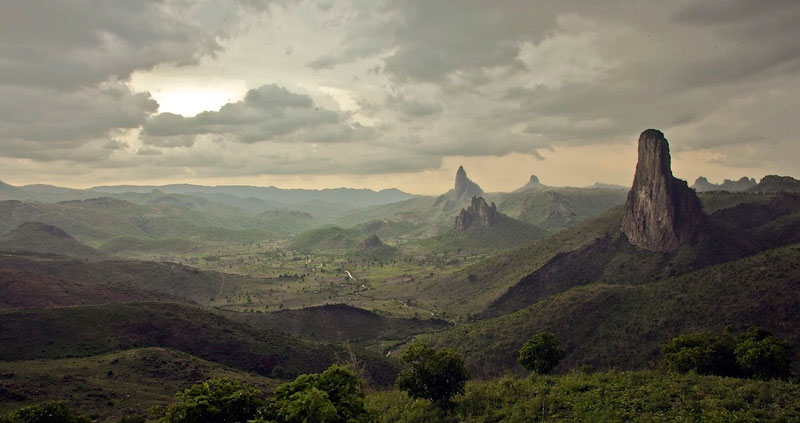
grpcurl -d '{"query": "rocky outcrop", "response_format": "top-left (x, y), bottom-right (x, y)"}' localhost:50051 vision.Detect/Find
top-left (453, 166), bottom-right (484, 202)
top-left (621, 129), bottom-right (706, 252)
top-left (693, 176), bottom-right (756, 192)
top-left (434, 166), bottom-right (484, 209)
top-left (455, 197), bottom-right (499, 231)
top-left (515, 174), bottom-right (545, 192)
top-left (748, 175), bottom-right (800, 193)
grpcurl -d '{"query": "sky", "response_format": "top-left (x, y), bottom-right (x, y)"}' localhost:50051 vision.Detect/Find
top-left (0, 0), bottom-right (798, 195)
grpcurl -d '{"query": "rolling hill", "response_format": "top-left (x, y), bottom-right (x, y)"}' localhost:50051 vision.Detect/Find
top-left (0, 302), bottom-right (399, 385)
top-left (422, 244), bottom-right (800, 377)
top-left (0, 222), bottom-right (105, 260)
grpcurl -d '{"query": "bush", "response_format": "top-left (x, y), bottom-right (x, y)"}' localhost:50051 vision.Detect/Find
top-left (518, 332), bottom-right (565, 374)
top-left (734, 326), bottom-right (793, 380)
top-left (258, 364), bottom-right (370, 423)
top-left (662, 331), bottom-right (739, 377)
top-left (395, 343), bottom-right (470, 409)
top-left (1, 402), bottom-right (90, 423)
top-left (663, 326), bottom-right (793, 379)
top-left (156, 378), bottom-right (264, 423)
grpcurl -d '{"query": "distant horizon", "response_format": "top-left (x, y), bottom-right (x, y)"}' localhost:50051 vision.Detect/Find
top-left (2, 2), bottom-right (798, 196)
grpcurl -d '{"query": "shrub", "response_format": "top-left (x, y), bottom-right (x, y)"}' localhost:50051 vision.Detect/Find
top-left (156, 378), bottom-right (264, 423)
top-left (395, 343), bottom-right (470, 409)
top-left (734, 326), bottom-right (793, 380)
top-left (1, 402), bottom-right (90, 423)
top-left (518, 332), bottom-right (565, 374)
top-left (258, 364), bottom-right (370, 423)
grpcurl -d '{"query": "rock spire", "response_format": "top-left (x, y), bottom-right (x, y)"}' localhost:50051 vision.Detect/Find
top-left (621, 129), bottom-right (705, 252)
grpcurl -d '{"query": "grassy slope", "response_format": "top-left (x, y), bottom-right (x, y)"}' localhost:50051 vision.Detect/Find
top-left (0, 198), bottom-right (277, 248)
top-left (0, 348), bottom-right (278, 422)
top-left (0, 302), bottom-right (399, 385)
top-left (421, 244), bottom-right (800, 377)
top-left (0, 222), bottom-right (106, 260)
top-left (0, 253), bottom-right (253, 307)
top-left (413, 207), bottom-right (624, 317)
top-left (221, 304), bottom-right (450, 346)
top-left (414, 215), bottom-right (548, 254)
top-left (490, 187), bottom-right (626, 232)
top-left (289, 226), bottom-right (365, 253)
top-left (367, 371), bottom-right (800, 423)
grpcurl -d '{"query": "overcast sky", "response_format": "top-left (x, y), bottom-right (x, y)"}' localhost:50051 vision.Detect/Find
top-left (1, 0), bottom-right (798, 194)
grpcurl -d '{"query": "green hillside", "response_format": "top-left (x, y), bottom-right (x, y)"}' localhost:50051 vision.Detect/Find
top-left (0, 198), bottom-right (278, 248)
top-left (0, 252), bottom-right (252, 308)
top-left (367, 371), bottom-right (800, 422)
top-left (415, 215), bottom-right (548, 254)
top-left (222, 303), bottom-right (449, 347)
top-left (289, 226), bottom-right (365, 253)
top-left (489, 187), bottom-right (626, 232)
top-left (0, 222), bottom-right (105, 260)
top-left (0, 302), bottom-right (400, 385)
top-left (0, 348), bottom-right (278, 422)
top-left (421, 244), bottom-right (800, 377)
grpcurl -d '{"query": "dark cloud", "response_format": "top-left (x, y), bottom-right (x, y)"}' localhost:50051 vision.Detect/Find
top-left (141, 84), bottom-right (340, 144)
top-left (0, 83), bottom-right (157, 143)
top-left (0, 0), bottom-right (273, 89)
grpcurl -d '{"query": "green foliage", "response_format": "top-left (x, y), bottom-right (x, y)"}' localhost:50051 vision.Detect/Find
top-left (419, 244), bottom-right (800, 377)
top-left (662, 331), bottom-right (739, 377)
top-left (395, 343), bottom-right (470, 408)
top-left (734, 326), bottom-right (793, 380)
top-left (156, 378), bottom-right (264, 423)
top-left (1, 402), bottom-right (90, 423)
top-left (517, 332), bottom-right (565, 374)
top-left (257, 365), bottom-right (370, 423)
top-left (367, 371), bottom-right (800, 423)
top-left (663, 326), bottom-right (793, 380)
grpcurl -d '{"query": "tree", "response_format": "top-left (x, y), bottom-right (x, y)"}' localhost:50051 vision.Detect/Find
top-left (662, 331), bottom-right (739, 377)
top-left (395, 343), bottom-right (470, 409)
top-left (518, 332), bottom-right (565, 374)
top-left (1, 402), bottom-right (90, 423)
top-left (734, 326), bottom-right (793, 380)
top-left (157, 378), bottom-right (264, 423)
top-left (662, 326), bottom-right (793, 380)
top-left (258, 364), bottom-right (370, 423)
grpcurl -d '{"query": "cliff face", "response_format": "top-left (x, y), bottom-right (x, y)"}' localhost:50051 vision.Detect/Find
top-left (621, 129), bottom-right (705, 252)
top-left (455, 197), bottom-right (499, 231)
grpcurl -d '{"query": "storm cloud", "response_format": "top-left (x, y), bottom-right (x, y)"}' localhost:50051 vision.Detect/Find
top-left (0, 0), bottom-right (798, 189)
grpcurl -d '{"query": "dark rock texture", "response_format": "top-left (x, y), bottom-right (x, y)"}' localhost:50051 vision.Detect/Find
top-left (456, 197), bottom-right (499, 231)
top-left (621, 129), bottom-right (706, 252)
top-left (693, 176), bottom-right (756, 192)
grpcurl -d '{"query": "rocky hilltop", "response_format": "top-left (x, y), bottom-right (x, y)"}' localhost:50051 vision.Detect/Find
top-left (453, 166), bottom-right (484, 202)
top-left (749, 175), bottom-right (800, 193)
top-left (621, 129), bottom-right (705, 252)
top-left (435, 166), bottom-right (484, 209)
top-left (455, 197), bottom-right (499, 231)
top-left (515, 174), bottom-right (545, 192)
top-left (693, 176), bottom-right (756, 192)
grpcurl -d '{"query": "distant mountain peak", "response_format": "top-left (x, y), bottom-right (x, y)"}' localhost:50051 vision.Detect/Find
top-left (749, 175), bottom-right (800, 193)
top-left (693, 176), bottom-right (756, 192)
top-left (515, 174), bottom-right (545, 192)
top-left (455, 197), bottom-right (499, 231)
top-left (621, 129), bottom-right (706, 252)
top-left (453, 165), bottom-right (484, 202)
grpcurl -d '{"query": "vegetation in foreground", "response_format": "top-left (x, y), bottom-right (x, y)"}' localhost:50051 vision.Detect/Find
top-left (368, 370), bottom-right (800, 423)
